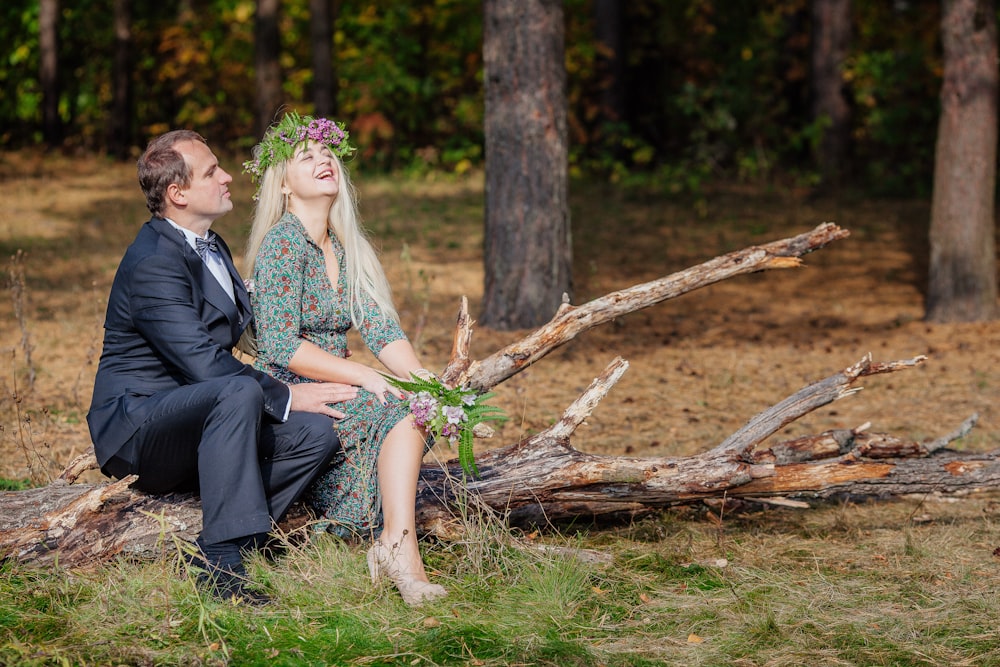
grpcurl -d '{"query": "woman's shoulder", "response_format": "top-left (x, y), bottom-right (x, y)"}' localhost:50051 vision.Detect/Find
top-left (262, 214), bottom-right (309, 248)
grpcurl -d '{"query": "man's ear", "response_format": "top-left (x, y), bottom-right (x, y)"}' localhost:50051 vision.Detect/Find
top-left (166, 183), bottom-right (186, 208)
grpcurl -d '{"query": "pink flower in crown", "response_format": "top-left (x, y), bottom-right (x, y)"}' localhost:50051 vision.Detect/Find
top-left (308, 118), bottom-right (344, 147)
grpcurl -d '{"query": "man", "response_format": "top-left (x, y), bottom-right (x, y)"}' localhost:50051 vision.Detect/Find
top-left (87, 130), bottom-right (356, 605)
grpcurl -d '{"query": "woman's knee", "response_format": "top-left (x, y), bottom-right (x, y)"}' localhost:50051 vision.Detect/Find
top-left (387, 416), bottom-right (423, 445)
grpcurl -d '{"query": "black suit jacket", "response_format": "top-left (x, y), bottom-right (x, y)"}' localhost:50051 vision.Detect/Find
top-left (87, 217), bottom-right (289, 467)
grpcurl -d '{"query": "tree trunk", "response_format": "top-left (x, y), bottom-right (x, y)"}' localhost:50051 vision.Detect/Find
top-left (39, 0), bottom-right (61, 145)
top-left (481, 0), bottom-right (572, 330)
top-left (310, 0), bottom-right (338, 117)
top-left (810, 0), bottom-right (851, 184)
top-left (594, 0), bottom-right (625, 124)
top-left (927, 0), bottom-right (999, 322)
top-left (107, 0), bottom-right (133, 158)
top-left (255, 0), bottom-right (283, 137)
top-left (8, 351), bottom-right (983, 566)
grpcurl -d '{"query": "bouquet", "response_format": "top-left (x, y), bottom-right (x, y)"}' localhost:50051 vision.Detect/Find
top-left (385, 372), bottom-right (507, 477)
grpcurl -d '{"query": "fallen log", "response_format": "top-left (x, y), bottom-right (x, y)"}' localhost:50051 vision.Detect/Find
top-left (416, 355), bottom-right (985, 532)
top-left (2, 223), bottom-right (993, 567)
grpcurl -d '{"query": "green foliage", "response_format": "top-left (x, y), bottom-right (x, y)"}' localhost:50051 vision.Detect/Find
top-left (847, 1), bottom-right (942, 196)
top-left (317, 0), bottom-right (484, 171)
top-left (0, 0), bottom-right (42, 143)
top-left (0, 0), bottom-right (954, 191)
top-left (565, 0), bottom-right (945, 194)
top-left (139, 0), bottom-right (257, 146)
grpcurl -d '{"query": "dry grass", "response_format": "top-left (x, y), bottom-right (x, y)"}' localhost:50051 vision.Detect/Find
top-left (2, 149), bottom-right (1000, 663)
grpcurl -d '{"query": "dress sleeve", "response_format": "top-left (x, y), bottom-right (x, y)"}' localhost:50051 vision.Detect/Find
top-left (356, 287), bottom-right (407, 357)
top-left (252, 226), bottom-right (308, 369)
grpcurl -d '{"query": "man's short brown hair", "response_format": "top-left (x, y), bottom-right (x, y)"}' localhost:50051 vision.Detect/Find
top-left (137, 129), bottom-right (207, 217)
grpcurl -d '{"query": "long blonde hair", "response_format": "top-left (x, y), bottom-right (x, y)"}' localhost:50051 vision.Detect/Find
top-left (244, 154), bottom-right (399, 331)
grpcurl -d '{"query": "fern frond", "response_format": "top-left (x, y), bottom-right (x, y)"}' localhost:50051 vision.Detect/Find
top-left (383, 371), bottom-right (506, 478)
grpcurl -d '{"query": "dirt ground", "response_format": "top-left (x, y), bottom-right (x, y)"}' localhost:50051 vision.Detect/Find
top-left (1, 150), bottom-right (999, 487)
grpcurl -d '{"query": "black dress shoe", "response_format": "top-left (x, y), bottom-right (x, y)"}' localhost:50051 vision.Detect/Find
top-left (185, 540), bottom-right (273, 607)
top-left (197, 568), bottom-right (272, 606)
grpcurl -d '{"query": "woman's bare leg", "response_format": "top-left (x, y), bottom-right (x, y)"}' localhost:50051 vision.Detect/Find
top-left (376, 416), bottom-right (430, 580)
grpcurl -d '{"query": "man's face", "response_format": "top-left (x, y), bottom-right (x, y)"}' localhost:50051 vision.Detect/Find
top-left (174, 139), bottom-right (233, 223)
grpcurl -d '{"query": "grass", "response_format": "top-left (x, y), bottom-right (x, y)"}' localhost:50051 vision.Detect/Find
top-left (4, 495), bottom-right (1000, 665)
top-left (0, 478), bottom-right (31, 491)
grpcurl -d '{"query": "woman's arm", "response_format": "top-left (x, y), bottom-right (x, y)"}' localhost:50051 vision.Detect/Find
top-left (352, 281), bottom-right (429, 382)
top-left (287, 340), bottom-right (404, 401)
top-left (254, 227), bottom-right (407, 402)
top-left (375, 339), bottom-right (424, 380)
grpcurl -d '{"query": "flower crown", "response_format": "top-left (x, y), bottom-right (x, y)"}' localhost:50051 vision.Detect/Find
top-left (243, 111), bottom-right (355, 187)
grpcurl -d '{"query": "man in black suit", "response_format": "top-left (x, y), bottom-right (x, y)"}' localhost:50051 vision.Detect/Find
top-left (87, 130), bottom-right (356, 604)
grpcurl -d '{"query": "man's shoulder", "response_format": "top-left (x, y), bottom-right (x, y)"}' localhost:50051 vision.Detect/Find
top-left (116, 219), bottom-right (186, 272)
top-left (127, 218), bottom-right (183, 251)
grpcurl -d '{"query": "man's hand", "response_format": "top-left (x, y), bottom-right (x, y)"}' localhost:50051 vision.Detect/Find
top-left (288, 382), bottom-right (358, 419)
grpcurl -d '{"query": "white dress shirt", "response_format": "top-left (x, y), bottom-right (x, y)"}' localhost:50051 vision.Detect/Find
top-left (165, 219), bottom-right (236, 303)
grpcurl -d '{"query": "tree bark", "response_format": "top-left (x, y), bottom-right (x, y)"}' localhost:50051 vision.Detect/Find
top-left (594, 0), bottom-right (625, 125)
top-left (310, 0), bottom-right (338, 118)
top-left (481, 0), bottom-right (572, 330)
top-left (810, 0), bottom-right (852, 184)
top-left (3, 224), bottom-right (997, 567)
top-left (107, 0), bottom-right (133, 158)
top-left (255, 0), bottom-right (283, 136)
top-left (927, 0), bottom-right (999, 322)
top-left (39, 0), bottom-right (61, 146)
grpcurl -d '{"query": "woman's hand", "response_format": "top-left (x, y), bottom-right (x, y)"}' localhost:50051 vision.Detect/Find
top-left (357, 366), bottom-right (405, 404)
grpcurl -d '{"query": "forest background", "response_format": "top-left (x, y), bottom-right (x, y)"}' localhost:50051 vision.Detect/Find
top-left (3, 1), bottom-right (1000, 665)
top-left (2, 0), bottom-right (940, 192)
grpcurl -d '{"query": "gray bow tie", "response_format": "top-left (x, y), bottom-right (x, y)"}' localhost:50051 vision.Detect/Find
top-left (195, 234), bottom-right (219, 260)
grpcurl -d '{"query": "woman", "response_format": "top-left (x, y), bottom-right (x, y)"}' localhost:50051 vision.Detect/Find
top-left (243, 111), bottom-right (446, 606)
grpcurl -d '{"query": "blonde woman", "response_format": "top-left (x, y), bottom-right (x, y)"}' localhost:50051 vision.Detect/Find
top-left (244, 112), bottom-right (445, 606)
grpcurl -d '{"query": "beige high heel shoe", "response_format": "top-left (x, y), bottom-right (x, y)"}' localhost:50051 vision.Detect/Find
top-left (366, 540), bottom-right (448, 607)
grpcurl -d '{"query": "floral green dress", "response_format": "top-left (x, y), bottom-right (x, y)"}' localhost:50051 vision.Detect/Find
top-left (251, 212), bottom-right (412, 538)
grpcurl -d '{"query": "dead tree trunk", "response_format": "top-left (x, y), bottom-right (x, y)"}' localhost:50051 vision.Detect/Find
top-left (2, 224), bottom-right (995, 567)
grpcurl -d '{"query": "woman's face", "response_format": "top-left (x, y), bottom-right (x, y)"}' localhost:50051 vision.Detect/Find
top-left (283, 140), bottom-right (340, 203)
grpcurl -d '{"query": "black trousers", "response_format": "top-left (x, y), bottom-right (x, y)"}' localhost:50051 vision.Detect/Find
top-left (104, 376), bottom-right (339, 544)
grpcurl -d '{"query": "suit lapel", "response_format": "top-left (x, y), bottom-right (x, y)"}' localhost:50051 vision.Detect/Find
top-left (214, 234), bottom-right (253, 328)
top-left (149, 217), bottom-right (244, 331)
